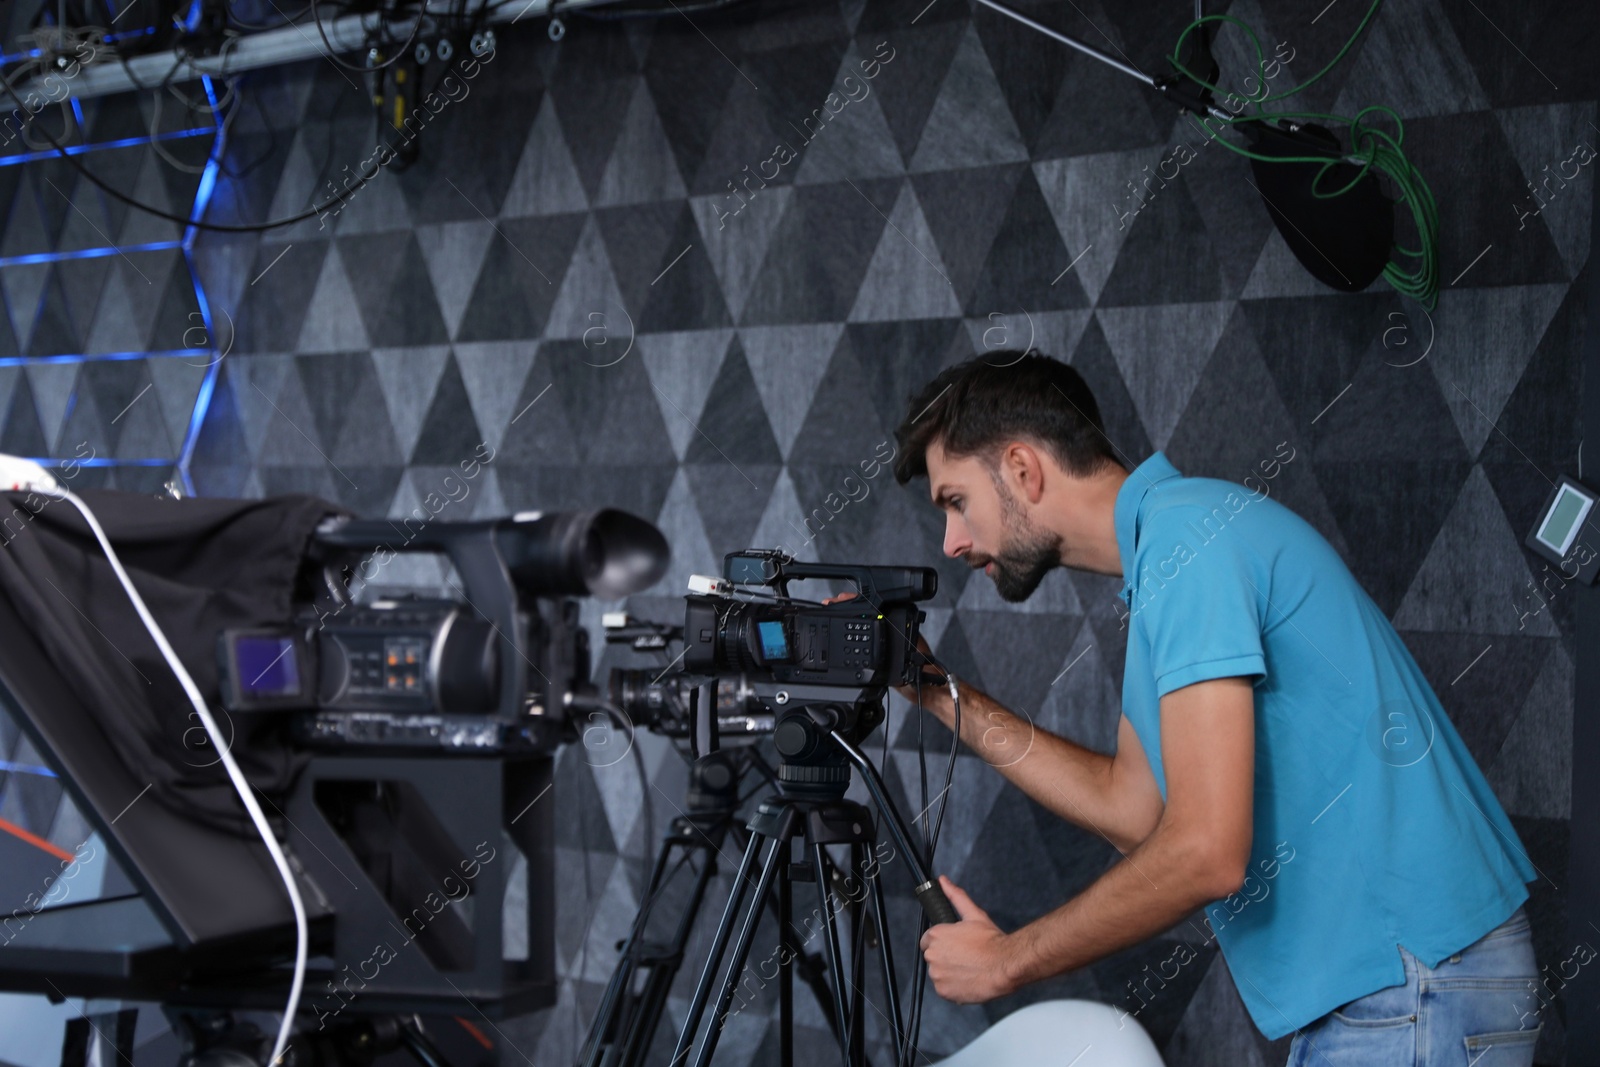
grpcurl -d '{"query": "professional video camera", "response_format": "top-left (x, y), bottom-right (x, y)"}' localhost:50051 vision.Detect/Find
top-left (585, 549), bottom-right (961, 1067)
top-left (216, 509), bottom-right (669, 754)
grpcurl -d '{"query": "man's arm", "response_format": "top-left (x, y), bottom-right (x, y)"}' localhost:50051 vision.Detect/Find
top-left (912, 679), bottom-right (1165, 855)
top-left (920, 675), bottom-right (1255, 1003)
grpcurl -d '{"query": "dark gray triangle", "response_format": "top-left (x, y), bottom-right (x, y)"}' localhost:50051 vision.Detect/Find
top-left (338, 231), bottom-right (451, 347)
top-left (84, 265), bottom-right (143, 355)
top-left (847, 24), bottom-right (964, 162)
top-left (1177, 117), bottom-right (1277, 300)
top-left (788, 333), bottom-right (893, 465)
top-left (682, 336), bottom-right (782, 466)
top-left (498, 350), bottom-right (582, 466)
top-left (410, 355), bottom-right (485, 466)
top-left (27, 268), bottom-right (81, 357)
top-left (1242, 293), bottom-right (1393, 429)
top-left (452, 341), bottom-right (535, 455)
top-left (1495, 102), bottom-right (1594, 279)
top-left (1401, 630), bottom-right (1547, 767)
top-left (968, 166), bottom-right (1091, 314)
top-left (593, 200), bottom-right (686, 316)
top-left (1429, 284), bottom-right (1566, 456)
top-left (689, 186), bottom-right (793, 323)
top-left (638, 205), bottom-right (732, 332)
top-left (415, 220), bottom-right (496, 340)
top-left (1163, 953), bottom-right (1270, 1067)
top-left (1330, 0), bottom-right (1488, 119)
top-left (1316, 459), bottom-right (1469, 617)
top-left (791, 45), bottom-right (908, 186)
top-left (642, 41), bottom-right (741, 192)
top-left (842, 319), bottom-right (963, 430)
top-left (455, 213), bottom-right (587, 343)
top-left (147, 355), bottom-right (208, 454)
top-left (1097, 172), bottom-right (1228, 307)
top-left (1311, 332), bottom-right (1472, 462)
top-left (1486, 643), bottom-right (1571, 819)
top-left (1096, 301), bottom-right (1232, 449)
top-left (542, 339), bottom-right (677, 465)
top-left (1068, 314), bottom-right (1154, 471)
top-left (1032, 147), bottom-right (1166, 305)
top-left (910, 164), bottom-right (1023, 309)
top-left (549, 75), bottom-right (639, 202)
top-left (595, 80), bottom-right (688, 207)
top-left (25, 362), bottom-right (79, 452)
top-left (234, 240), bottom-right (329, 354)
top-left (739, 179), bottom-right (896, 324)
top-left (740, 323), bottom-right (842, 459)
top-left (0, 371), bottom-right (48, 458)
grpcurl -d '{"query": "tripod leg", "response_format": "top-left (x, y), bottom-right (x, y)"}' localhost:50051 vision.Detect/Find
top-left (669, 827), bottom-right (766, 1067)
top-left (810, 842), bottom-right (855, 1067)
top-left (847, 845), bottom-right (867, 1066)
top-left (869, 863), bottom-right (904, 1054)
top-left (689, 822), bottom-right (793, 1067)
top-left (779, 841), bottom-right (793, 1067)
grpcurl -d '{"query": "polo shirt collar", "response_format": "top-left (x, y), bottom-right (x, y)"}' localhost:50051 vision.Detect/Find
top-left (1113, 451), bottom-right (1183, 594)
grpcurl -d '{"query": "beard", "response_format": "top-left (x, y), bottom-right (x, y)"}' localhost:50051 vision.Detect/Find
top-left (979, 481), bottom-right (1062, 602)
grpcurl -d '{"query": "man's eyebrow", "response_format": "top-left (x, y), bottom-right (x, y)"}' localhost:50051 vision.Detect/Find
top-left (931, 484), bottom-right (953, 507)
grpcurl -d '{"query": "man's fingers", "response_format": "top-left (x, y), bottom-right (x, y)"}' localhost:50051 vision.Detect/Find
top-left (940, 875), bottom-right (989, 923)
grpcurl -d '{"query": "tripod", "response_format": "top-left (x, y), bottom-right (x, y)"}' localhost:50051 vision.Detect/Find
top-left (669, 702), bottom-right (957, 1067)
top-left (578, 746), bottom-right (843, 1067)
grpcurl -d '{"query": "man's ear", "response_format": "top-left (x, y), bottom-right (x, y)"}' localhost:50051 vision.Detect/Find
top-left (1006, 441), bottom-right (1047, 504)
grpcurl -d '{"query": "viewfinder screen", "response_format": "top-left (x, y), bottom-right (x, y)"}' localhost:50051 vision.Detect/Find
top-left (757, 620), bottom-right (789, 661)
top-left (236, 636), bottom-right (302, 697)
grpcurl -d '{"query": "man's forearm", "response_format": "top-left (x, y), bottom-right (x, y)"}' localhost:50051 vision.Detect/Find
top-left (912, 681), bottom-right (1155, 853)
top-left (1002, 820), bottom-right (1228, 989)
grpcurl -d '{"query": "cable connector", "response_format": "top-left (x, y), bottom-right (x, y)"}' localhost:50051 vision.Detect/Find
top-left (687, 574), bottom-right (731, 596)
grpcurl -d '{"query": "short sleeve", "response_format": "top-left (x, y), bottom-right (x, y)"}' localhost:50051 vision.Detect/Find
top-left (1131, 504), bottom-right (1268, 698)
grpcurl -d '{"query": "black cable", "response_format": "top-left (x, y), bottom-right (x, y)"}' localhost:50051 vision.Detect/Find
top-left (0, 64), bottom-right (382, 232)
top-left (312, 0), bottom-right (423, 72)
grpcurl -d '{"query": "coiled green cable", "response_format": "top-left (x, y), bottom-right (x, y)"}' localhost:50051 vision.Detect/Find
top-left (1167, 2), bottom-right (1440, 308)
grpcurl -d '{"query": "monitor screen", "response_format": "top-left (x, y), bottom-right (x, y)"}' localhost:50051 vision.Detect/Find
top-left (1535, 484), bottom-right (1593, 556)
top-left (235, 635), bottom-right (302, 697)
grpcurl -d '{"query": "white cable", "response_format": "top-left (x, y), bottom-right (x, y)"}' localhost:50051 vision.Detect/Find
top-left (1, 462), bottom-right (306, 1066)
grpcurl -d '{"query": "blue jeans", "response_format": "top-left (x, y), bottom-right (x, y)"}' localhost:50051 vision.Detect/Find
top-left (1286, 905), bottom-right (1540, 1067)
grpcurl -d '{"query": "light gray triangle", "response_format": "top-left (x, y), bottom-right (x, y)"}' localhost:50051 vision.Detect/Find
top-left (254, 360), bottom-right (328, 466)
top-left (116, 148), bottom-right (182, 246)
top-left (739, 323), bottom-right (843, 459)
top-left (295, 243), bottom-right (371, 353)
top-left (1331, 0), bottom-right (1489, 119)
top-left (372, 345), bottom-right (452, 458)
top-left (1034, 145), bottom-right (1168, 305)
top-left (452, 341), bottom-right (535, 455)
top-left (2, 262), bottom-right (51, 353)
top-left (147, 356), bottom-right (210, 451)
top-left (1428, 284), bottom-right (1566, 457)
top-left (329, 166), bottom-right (412, 236)
top-left (466, 464), bottom-right (508, 520)
top-left (638, 329), bottom-right (735, 459)
top-left (240, 468), bottom-right (264, 498)
top-left (192, 232), bottom-right (258, 329)
top-left (544, 215), bottom-right (629, 340)
top-left (793, 47), bottom-right (906, 185)
top-left (908, 23), bottom-right (1029, 172)
top-left (960, 308), bottom-right (1092, 363)
top-left (749, 468), bottom-right (811, 562)
top-left (847, 183), bottom-right (963, 322)
top-left (651, 466), bottom-right (717, 599)
top-left (1393, 465), bottom-right (1560, 636)
top-left (60, 171), bottom-right (112, 251)
top-left (231, 355), bottom-right (295, 459)
top-left (1487, 643), bottom-right (1572, 819)
top-left (1096, 301), bottom-right (1233, 448)
top-left (25, 362), bottom-right (80, 454)
top-left (128, 255), bottom-right (179, 353)
top-left (1495, 102), bottom-right (1596, 279)
top-left (595, 80), bottom-right (688, 207)
top-left (690, 185), bottom-right (792, 322)
top-left (2, 172), bottom-right (52, 258)
top-left (501, 95), bottom-right (590, 218)
top-left (84, 267), bottom-right (142, 354)
top-left (114, 368), bottom-right (174, 457)
top-left (415, 220), bottom-right (496, 340)
top-left (957, 564), bottom-right (1083, 615)
top-left (261, 129), bottom-right (330, 244)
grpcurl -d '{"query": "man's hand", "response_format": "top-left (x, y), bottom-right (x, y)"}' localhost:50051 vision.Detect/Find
top-left (919, 876), bottom-right (1017, 1004)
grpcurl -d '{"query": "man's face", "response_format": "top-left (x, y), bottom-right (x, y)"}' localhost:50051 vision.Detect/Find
top-left (927, 441), bottom-right (1062, 603)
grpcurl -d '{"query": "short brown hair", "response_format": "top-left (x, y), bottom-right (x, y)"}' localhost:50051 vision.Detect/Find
top-left (892, 351), bottom-right (1123, 485)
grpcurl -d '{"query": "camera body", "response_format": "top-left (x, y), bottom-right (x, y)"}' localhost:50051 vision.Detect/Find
top-left (216, 510), bottom-right (668, 753)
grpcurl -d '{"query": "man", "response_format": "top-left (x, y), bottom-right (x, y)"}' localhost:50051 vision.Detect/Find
top-left (885, 352), bottom-right (1542, 1065)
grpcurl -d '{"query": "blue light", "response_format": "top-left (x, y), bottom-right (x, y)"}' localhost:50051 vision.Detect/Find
top-left (0, 241), bottom-right (182, 269)
top-left (23, 457), bottom-right (172, 467)
top-left (0, 759), bottom-right (56, 778)
top-left (0, 349), bottom-right (205, 367)
top-left (0, 127), bottom-right (212, 170)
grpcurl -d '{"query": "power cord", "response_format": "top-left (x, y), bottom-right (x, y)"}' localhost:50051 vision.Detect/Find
top-left (0, 456), bottom-right (307, 1067)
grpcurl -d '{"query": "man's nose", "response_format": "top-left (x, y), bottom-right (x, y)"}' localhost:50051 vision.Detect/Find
top-left (943, 516), bottom-right (969, 559)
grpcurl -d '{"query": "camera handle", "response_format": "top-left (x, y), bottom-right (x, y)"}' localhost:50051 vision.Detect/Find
top-left (821, 719), bottom-right (959, 926)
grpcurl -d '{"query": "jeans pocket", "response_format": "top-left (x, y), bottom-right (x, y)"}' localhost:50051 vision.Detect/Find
top-left (1462, 1024), bottom-right (1540, 1067)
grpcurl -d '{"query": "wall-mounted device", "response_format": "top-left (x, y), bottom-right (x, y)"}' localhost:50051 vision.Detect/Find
top-left (1525, 475), bottom-right (1600, 584)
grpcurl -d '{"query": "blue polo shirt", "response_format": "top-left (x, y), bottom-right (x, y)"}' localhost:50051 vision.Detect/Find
top-left (1114, 451), bottom-right (1538, 1040)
